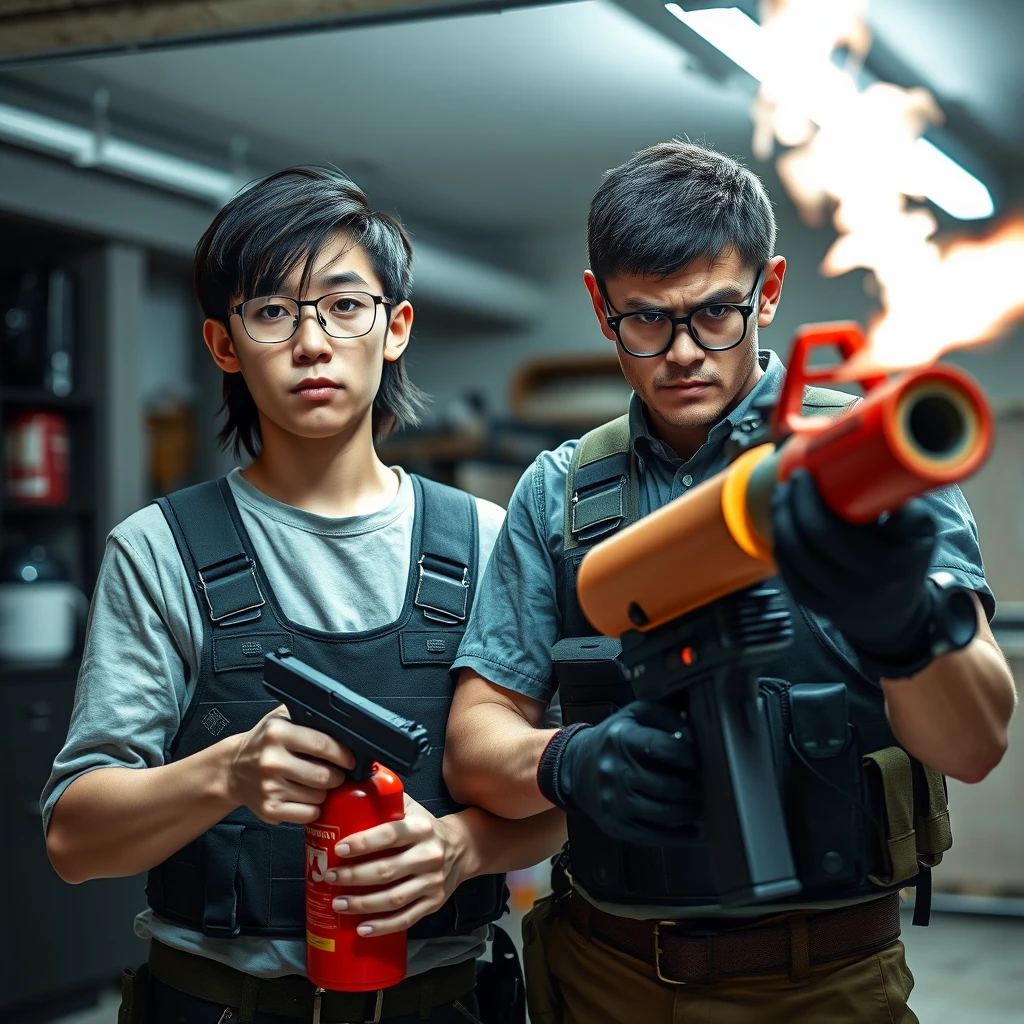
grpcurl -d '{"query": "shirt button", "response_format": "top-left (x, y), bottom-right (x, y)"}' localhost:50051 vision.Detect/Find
top-left (681, 474), bottom-right (693, 488)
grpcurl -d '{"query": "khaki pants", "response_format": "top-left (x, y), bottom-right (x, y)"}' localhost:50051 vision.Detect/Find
top-left (522, 896), bottom-right (918, 1024)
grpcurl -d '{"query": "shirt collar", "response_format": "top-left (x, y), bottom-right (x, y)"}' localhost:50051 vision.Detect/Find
top-left (629, 349), bottom-right (786, 466)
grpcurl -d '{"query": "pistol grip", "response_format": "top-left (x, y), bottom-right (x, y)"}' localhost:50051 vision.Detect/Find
top-left (688, 668), bottom-right (801, 907)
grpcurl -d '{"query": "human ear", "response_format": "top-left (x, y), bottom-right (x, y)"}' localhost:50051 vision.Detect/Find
top-left (203, 318), bottom-right (242, 373)
top-left (583, 270), bottom-right (619, 344)
top-left (382, 301), bottom-right (413, 363)
top-left (757, 255), bottom-right (787, 328)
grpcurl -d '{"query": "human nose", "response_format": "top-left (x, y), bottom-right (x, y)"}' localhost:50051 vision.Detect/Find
top-left (291, 306), bottom-right (333, 362)
top-left (664, 321), bottom-right (705, 367)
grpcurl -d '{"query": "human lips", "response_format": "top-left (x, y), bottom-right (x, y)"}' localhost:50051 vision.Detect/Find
top-left (661, 379), bottom-right (715, 393)
top-left (292, 377), bottom-right (342, 400)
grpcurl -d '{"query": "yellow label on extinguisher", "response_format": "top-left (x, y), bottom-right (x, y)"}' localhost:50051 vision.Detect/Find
top-left (307, 930), bottom-right (336, 952)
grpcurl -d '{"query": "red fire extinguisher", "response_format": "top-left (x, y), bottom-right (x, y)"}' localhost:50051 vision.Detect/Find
top-left (262, 650), bottom-right (431, 993)
top-left (303, 764), bottom-right (408, 992)
top-left (4, 410), bottom-right (69, 505)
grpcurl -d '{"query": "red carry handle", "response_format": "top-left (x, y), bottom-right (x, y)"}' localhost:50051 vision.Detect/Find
top-left (770, 322), bottom-right (889, 440)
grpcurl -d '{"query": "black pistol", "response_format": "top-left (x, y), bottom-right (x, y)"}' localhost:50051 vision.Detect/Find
top-left (263, 648), bottom-right (431, 780)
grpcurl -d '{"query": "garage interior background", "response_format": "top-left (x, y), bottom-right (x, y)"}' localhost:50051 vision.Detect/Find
top-left (0, 1), bottom-right (1021, 1021)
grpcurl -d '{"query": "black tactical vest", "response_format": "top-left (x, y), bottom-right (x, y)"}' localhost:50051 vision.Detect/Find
top-left (555, 395), bottom-right (951, 921)
top-left (146, 475), bottom-right (507, 939)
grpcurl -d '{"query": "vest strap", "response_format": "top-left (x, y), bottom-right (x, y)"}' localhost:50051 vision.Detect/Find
top-left (413, 477), bottom-right (476, 624)
top-left (157, 480), bottom-right (266, 626)
top-left (563, 414), bottom-right (637, 554)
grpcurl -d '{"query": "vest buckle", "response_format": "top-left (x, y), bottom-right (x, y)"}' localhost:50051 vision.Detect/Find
top-left (197, 562), bottom-right (266, 624)
top-left (415, 555), bottom-right (469, 625)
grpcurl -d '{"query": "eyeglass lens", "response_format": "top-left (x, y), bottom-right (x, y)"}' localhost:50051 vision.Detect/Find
top-left (241, 292), bottom-right (379, 342)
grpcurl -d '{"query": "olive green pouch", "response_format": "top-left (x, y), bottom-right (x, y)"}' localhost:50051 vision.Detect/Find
top-left (863, 746), bottom-right (920, 887)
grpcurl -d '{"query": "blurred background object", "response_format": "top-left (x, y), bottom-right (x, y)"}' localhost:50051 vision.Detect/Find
top-left (0, 2), bottom-right (1021, 1021)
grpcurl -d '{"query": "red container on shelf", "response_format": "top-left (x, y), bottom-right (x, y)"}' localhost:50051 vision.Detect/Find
top-left (4, 410), bottom-right (69, 505)
top-left (304, 763), bottom-right (408, 992)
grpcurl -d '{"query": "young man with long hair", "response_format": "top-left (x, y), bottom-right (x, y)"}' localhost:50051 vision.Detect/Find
top-left (43, 167), bottom-right (563, 1024)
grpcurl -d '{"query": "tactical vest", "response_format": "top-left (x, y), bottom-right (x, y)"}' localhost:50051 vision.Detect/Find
top-left (556, 390), bottom-right (951, 924)
top-left (146, 475), bottom-right (507, 939)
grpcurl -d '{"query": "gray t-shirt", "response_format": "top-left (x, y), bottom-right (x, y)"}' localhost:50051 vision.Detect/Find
top-left (41, 467), bottom-right (505, 979)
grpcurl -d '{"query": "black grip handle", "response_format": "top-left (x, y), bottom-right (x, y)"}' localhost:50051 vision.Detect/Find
top-left (687, 665), bottom-right (801, 907)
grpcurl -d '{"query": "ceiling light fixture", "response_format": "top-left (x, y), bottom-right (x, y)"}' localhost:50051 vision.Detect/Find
top-left (664, 3), bottom-right (994, 220)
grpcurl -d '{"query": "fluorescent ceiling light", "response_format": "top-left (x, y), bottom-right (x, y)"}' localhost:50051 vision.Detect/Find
top-left (664, 4), bottom-right (995, 220)
top-left (0, 102), bottom-right (93, 162)
top-left (0, 100), bottom-right (240, 205)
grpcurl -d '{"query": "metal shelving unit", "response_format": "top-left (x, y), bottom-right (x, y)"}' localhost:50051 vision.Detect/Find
top-left (0, 213), bottom-right (147, 1024)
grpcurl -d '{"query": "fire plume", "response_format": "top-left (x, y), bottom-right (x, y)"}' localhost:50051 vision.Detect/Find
top-left (752, 0), bottom-right (1024, 373)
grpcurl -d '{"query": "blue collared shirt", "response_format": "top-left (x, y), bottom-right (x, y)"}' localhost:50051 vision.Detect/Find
top-left (453, 350), bottom-right (994, 703)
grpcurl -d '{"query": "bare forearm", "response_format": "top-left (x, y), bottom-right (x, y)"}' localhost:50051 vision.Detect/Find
top-left (884, 623), bottom-right (1016, 783)
top-left (46, 737), bottom-right (241, 883)
top-left (445, 673), bottom-right (557, 818)
top-left (451, 807), bottom-right (566, 881)
top-left (445, 706), bottom-right (555, 817)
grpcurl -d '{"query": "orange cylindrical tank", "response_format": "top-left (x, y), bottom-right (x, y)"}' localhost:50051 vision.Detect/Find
top-left (576, 448), bottom-right (778, 637)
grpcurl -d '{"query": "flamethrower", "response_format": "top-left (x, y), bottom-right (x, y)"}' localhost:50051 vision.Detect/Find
top-left (575, 322), bottom-right (993, 906)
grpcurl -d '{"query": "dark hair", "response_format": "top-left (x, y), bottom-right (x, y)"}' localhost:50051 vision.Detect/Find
top-left (587, 141), bottom-right (776, 282)
top-left (194, 165), bottom-right (426, 460)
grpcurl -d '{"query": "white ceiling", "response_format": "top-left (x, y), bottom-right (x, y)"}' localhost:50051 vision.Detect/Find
top-left (4, 0), bottom-right (1021, 234)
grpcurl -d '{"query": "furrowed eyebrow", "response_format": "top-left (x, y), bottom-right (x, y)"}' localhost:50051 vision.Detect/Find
top-left (618, 284), bottom-right (747, 312)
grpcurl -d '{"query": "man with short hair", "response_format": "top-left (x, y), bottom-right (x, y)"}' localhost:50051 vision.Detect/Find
top-left (444, 141), bottom-right (1016, 1022)
top-left (42, 166), bottom-right (562, 1024)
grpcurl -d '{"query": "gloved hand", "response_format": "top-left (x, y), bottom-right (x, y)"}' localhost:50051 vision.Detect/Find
top-left (538, 701), bottom-right (701, 845)
top-left (771, 467), bottom-right (938, 670)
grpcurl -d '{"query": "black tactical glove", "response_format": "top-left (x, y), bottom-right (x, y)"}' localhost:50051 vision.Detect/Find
top-left (772, 467), bottom-right (959, 677)
top-left (537, 701), bottom-right (701, 845)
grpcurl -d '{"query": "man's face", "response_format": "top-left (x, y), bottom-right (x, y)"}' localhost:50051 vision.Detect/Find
top-left (584, 250), bottom-right (786, 445)
top-left (205, 233), bottom-right (411, 445)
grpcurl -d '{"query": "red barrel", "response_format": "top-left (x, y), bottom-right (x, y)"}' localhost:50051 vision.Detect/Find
top-left (304, 764), bottom-right (408, 992)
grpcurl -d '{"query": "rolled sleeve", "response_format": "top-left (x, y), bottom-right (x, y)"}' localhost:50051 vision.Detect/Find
top-left (923, 484), bottom-right (995, 621)
top-left (452, 445), bottom-right (576, 705)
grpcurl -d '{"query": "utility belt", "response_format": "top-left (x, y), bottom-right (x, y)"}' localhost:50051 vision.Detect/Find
top-left (118, 933), bottom-right (525, 1024)
top-left (564, 889), bottom-right (902, 985)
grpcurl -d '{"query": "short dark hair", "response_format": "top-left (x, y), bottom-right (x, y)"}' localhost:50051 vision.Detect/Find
top-left (587, 141), bottom-right (776, 282)
top-left (194, 165), bottom-right (426, 460)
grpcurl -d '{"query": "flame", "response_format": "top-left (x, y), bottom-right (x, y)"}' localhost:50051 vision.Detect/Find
top-left (752, 0), bottom-right (1024, 372)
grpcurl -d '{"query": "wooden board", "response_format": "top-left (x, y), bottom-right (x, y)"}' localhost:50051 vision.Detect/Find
top-left (0, 0), bottom-right (542, 65)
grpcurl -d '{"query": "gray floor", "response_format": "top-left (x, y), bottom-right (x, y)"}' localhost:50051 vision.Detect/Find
top-left (50, 911), bottom-right (1024, 1024)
